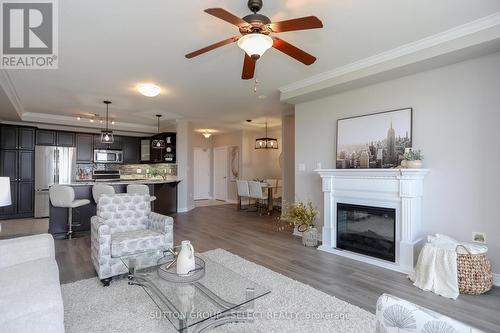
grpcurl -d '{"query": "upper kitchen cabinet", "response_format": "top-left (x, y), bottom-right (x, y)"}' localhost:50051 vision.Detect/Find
top-left (76, 133), bottom-right (93, 163)
top-left (56, 132), bottom-right (76, 147)
top-left (93, 134), bottom-right (121, 150)
top-left (36, 130), bottom-right (57, 146)
top-left (1, 125), bottom-right (35, 150)
top-left (18, 127), bottom-right (35, 150)
top-left (140, 139), bottom-right (150, 162)
top-left (0, 126), bottom-right (18, 149)
top-left (122, 136), bottom-right (140, 164)
top-left (150, 132), bottom-right (176, 163)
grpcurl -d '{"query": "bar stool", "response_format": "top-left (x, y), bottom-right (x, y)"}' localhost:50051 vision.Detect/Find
top-left (127, 184), bottom-right (156, 201)
top-left (92, 184), bottom-right (115, 204)
top-left (49, 185), bottom-right (90, 239)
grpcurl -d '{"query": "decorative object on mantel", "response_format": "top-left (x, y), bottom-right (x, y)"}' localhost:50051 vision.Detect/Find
top-left (401, 148), bottom-right (424, 168)
top-left (151, 115), bottom-right (166, 149)
top-left (100, 101), bottom-right (114, 144)
top-left (336, 108), bottom-right (412, 169)
top-left (255, 122), bottom-right (278, 149)
top-left (279, 200), bottom-right (319, 247)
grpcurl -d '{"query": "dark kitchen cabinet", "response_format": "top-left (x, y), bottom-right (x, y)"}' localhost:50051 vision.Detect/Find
top-left (0, 142), bottom-right (34, 219)
top-left (0, 126), bottom-right (18, 149)
top-left (18, 151), bottom-right (34, 181)
top-left (93, 134), bottom-right (121, 150)
top-left (76, 134), bottom-right (93, 163)
top-left (1, 150), bottom-right (18, 181)
top-left (18, 127), bottom-right (35, 150)
top-left (17, 181), bottom-right (34, 214)
top-left (150, 132), bottom-right (176, 163)
top-left (122, 136), bottom-right (140, 164)
top-left (57, 132), bottom-right (76, 147)
top-left (36, 130), bottom-right (57, 146)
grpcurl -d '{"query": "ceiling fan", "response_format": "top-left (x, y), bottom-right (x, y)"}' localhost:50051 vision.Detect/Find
top-left (185, 0), bottom-right (323, 80)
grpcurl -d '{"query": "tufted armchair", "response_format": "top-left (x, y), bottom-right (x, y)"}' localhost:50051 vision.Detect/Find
top-left (90, 193), bottom-right (173, 286)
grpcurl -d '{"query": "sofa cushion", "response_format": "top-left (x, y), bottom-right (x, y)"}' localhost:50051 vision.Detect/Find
top-left (0, 258), bottom-right (64, 333)
top-left (111, 229), bottom-right (167, 257)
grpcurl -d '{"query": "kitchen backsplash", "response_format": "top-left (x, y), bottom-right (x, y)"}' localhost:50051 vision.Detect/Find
top-left (76, 163), bottom-right (177, 180)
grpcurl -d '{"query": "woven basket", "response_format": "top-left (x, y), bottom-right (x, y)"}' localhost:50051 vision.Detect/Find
top-left (456, 245), bottom-right (493, 295)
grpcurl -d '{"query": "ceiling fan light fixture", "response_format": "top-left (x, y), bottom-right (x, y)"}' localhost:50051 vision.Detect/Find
top-left (237, 33), bottom-right (273, 59)
top-left (137, 83), bottom-right (161, 97)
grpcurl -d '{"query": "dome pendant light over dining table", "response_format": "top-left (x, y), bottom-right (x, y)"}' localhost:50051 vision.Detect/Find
top-left (100, 101), bottom-right (114, 144)
top-left (152, 115), bottom-right (165, 149)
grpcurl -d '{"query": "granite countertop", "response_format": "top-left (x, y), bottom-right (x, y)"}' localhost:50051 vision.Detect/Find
top-left (66, 178), bottom-right (182, 186)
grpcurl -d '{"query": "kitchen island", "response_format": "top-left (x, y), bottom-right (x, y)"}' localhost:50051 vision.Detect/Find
top-left (48, 179), bottom-right (181, 239)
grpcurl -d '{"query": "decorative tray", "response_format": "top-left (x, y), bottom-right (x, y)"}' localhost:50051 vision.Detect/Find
top-left (157, 255), bottom-right (205, 284)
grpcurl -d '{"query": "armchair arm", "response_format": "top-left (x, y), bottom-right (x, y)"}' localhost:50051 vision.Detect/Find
top-left (91, 216), bottom-right (111, 264)
top-left (148, 212), bottom-right (173, 234)
top-left (0, 234), bottom-right (55, 269)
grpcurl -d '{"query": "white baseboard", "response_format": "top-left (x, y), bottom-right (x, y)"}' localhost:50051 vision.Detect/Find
top-left (493, 273), bottom-right (500, 287)
top-left (177, 205), bottom-right (195, 213)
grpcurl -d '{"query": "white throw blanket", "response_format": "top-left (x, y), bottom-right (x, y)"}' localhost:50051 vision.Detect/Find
top-left (409, 234), bottom-right (487, 300)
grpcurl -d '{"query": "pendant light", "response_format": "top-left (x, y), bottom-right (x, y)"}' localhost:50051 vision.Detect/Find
top-left (255, 122), bottom-right (278, 149)
top-left (152, 114), bottom-right (165, 149)
top-left (100, 101), bottom-right (114, 144)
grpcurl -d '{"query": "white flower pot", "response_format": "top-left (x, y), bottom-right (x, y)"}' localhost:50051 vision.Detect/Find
top-left (302, 227), bottom-right (318, 247)
top-left (406, 160), bottom-right (423, 169)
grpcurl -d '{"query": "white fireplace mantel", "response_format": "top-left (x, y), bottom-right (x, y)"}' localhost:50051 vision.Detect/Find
top-left (316, 168), bottom-right (429, 274)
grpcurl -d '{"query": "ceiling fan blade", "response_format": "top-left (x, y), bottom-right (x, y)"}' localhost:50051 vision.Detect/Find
top-left (272, 37), bottom-right (317, 65)
top-left (242, 54), bottom-right (256, 80)
top-left (205, 8), bottom-right (250, 28)
top-left (268, 16), bottom-right (323, 33)
top-left (185, 36), bottom-right (239, 59)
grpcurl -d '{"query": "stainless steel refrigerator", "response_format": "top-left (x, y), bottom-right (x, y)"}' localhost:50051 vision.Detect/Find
top-left (34, 146), bottom-right (76, 218)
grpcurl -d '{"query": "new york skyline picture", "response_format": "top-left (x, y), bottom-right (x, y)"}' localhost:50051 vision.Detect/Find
top-left (336, 108), bottom-right (413, 169)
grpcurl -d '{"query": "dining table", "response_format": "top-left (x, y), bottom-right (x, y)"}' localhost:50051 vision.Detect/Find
top-left (261, 182), bottom-right (281, 213)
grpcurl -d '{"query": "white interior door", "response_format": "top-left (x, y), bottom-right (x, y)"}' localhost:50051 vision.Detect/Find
top-left (213, 147), bottom-right (228, 201)
top-left (194, 148), bottom-right (211, 200)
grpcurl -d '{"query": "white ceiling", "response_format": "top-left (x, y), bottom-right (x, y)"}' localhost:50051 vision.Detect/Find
top-left (2, 0), bottom-right (500, 133)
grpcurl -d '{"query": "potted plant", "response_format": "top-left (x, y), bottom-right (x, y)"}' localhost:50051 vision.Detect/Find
top-left (402, 149), bottom-right (424, 169)
top-left (279, 201), bottom-right (319, 247)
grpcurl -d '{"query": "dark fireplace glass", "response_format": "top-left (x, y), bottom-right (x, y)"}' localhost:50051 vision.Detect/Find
top-left (337, 203), bottom-right (395, 262)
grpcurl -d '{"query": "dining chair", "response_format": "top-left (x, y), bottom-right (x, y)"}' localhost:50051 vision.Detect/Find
top-left (248, 181), bottom-right (268, 215)
top-left (236, 180), bottom-right (250, 211)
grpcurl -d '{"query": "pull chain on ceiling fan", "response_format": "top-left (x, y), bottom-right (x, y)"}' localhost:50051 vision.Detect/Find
top-left (186, 0), bottom-right (323, 80)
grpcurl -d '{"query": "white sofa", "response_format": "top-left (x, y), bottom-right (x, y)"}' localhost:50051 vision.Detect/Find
top-left (376, 293), bottom-right (483, 332)
top-left (0, 234), bottom-right (64, 333)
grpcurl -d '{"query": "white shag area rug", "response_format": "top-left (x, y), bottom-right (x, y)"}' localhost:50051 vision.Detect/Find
top-left (62, 249), bottom-right (375, 333)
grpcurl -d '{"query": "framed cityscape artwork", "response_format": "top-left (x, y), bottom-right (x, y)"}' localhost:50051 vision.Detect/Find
top-left (336, 108), bottom-right (413, 169)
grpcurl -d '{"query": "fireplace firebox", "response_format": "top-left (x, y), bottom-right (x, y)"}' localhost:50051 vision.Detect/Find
top-left (337, 203), bottom-right (395, 262)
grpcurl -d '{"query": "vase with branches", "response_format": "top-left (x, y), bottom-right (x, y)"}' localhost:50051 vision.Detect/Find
top-left (277, 200), bottom-right (319, 246)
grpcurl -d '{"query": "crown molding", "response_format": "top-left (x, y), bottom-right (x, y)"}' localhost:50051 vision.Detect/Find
top-left (280, 12), bottom-right (500, 103)
top-left (20, 112), bottom-right (158, 134)
top-left (0, 69), bottom-right (25, 117)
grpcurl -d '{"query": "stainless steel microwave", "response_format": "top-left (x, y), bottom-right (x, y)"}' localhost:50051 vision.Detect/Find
top-left (93, 150), bottom-right (123, 164)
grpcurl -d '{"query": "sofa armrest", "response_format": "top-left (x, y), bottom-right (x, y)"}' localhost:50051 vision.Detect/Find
top-left (375, 293), bottom-right (483, 332)
top-left (0, 233), bottom-right (55, 269)
top-left (148, 212), bottom-right (173, 234)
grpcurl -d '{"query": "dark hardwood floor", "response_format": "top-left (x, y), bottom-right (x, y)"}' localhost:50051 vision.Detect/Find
top-left (1, 205), bottom-right (499, 332)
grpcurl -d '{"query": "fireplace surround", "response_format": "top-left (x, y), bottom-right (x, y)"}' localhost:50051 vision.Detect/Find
top-left (316, 169), bottom-right (429, 274)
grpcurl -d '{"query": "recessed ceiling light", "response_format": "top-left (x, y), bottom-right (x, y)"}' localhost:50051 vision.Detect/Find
top-left (90, 118), bottom-right (94, 123)
top-left (76, 116), bottom-right (81, 121)
top-left (137, 83), bottom-right (161, 97)
top-left (111, 120), bottom-right (115, 125)
top-left (258, 95), bottom-right (267, 99)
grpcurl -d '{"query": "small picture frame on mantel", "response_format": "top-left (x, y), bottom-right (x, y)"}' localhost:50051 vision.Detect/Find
top-left (336, 108), bottom-right (413, 169)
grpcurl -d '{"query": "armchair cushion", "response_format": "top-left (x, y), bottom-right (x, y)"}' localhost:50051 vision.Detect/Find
top-left (111, 229), bottom-right (167, 257)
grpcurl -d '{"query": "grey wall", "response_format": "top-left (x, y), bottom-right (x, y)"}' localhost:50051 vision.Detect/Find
top-left (295, 52), bottom-right (500, 273)
top-left (282, 113), bottom-right (295, 206)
